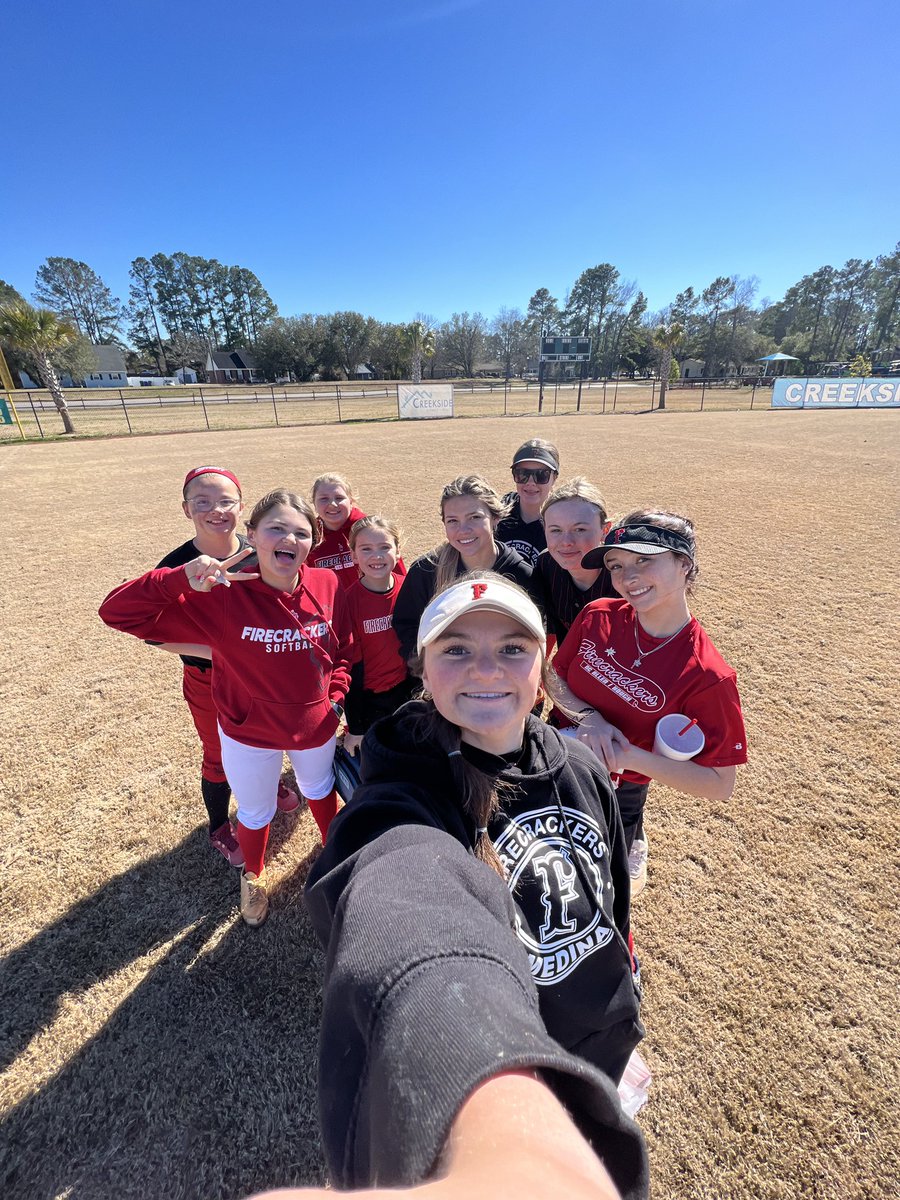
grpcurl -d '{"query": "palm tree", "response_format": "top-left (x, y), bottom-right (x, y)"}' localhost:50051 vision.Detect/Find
top-left (403, 320), bottom-right (436, 383)
top-left (0, 302), bottom-right (78, 433)
top-left (653, 321), bottom-right (684, 411)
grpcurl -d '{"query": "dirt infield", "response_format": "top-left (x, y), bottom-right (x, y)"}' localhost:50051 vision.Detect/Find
top-left (1, 410), bottom-right (897, 1199)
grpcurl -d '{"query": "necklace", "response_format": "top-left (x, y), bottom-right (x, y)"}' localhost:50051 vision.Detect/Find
top-left (632, 616), bottom-right (690, 668)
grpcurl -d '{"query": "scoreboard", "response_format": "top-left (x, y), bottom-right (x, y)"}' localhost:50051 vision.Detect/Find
top-left (540, 336), bottom-right (592, 362)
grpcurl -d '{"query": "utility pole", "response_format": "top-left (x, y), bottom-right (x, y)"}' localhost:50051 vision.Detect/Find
top-left (538, 322), bottom-right (546, 413)
top-left (0, 346), bottom-right (16, 392)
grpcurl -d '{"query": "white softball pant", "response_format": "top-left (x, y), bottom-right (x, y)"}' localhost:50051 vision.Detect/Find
top-left (218, 725), bottom-right (337, 830)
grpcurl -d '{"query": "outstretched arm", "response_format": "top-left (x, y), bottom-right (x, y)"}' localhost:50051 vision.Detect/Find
top-left (246, 1070), bottom-right (623, 1200)
top-left (304, 821), bottom-right (648, 1198)
top-left (100, 549), bottom-right (259, 643)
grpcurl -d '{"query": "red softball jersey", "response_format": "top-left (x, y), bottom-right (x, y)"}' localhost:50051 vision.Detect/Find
top-left (344, 576), bottom-right (408, 694)
top-left (308, 507), bottom-right (367, 588)
top-left (554, 598), bottom-right (747, 785)
top-left (100, 564), bottom-right (353, 750)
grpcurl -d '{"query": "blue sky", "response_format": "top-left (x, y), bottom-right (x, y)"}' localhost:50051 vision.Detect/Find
top-left (4, 0), bottom-right (898, 330)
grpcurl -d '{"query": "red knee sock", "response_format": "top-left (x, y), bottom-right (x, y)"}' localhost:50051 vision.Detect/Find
top-left (236, 821), bottom-right (270, 876)
top-left (307, 789), bottom-right (339, 843)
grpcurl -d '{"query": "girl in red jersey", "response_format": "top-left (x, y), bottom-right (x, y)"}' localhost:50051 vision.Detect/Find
top-left (100, 489), bottom-right (353, 927)
top-left (151, 466), bottom-right (249, 865)
top-left (308, 473), bottom-right (368, 589)
top-left (553, 511), bottom-right (747, 896)
top-left (310, 472), bottom-right (407, 592)
top-left (150, 465), bottom-right (299, 869)
top-left (342, 516), bottom-right (415, 758)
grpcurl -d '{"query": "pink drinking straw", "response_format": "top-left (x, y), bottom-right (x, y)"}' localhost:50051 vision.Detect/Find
top-left (677, 717), bottom-right (698, 737)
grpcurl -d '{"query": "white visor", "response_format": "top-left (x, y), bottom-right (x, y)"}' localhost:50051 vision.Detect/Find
top-left (417, 577), bottom-right (546, 653)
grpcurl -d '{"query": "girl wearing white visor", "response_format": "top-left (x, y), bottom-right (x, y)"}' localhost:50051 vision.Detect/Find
top-left (304, 572), bottom-right (645, 1198)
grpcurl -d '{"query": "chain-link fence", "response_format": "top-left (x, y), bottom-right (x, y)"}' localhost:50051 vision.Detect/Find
top-left (0, 376), bottom-right (774, 443)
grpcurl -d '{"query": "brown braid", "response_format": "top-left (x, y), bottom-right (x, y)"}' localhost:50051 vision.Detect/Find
top-left (418, 704), bottom-right (510, 879)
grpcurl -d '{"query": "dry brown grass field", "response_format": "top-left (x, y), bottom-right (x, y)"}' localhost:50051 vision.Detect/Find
top-left (1, 409), bottom-right (897, 1200)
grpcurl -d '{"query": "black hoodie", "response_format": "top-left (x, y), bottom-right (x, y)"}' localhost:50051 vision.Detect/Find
top-left (305, 706), bottom-right (647, 1196)
top-left (391, 541), bottom-right (535, 661)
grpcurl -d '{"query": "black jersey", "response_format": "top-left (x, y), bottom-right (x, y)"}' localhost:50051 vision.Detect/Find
top-left (532, 549), bottom-right (615, 643)
top-left (496, 493), bottom-right (547, 566)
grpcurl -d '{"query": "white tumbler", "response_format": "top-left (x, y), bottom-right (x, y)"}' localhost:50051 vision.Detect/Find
top-left (653, 714), bottom-right (705, 760)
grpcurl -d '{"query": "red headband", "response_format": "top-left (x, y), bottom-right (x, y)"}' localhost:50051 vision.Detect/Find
top-left (182, 466), bottom-right (242, 494)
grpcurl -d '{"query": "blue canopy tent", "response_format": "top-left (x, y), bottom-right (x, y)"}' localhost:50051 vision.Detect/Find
top-left (758, 352), bottom-right (800, 377)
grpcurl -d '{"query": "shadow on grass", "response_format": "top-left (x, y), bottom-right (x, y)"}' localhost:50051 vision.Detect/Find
top-left (0, 824), bottom-right (327, 1200)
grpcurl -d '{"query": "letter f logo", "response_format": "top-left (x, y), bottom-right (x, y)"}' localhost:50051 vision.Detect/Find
top-left (471, 583), bottom-right (488, 599)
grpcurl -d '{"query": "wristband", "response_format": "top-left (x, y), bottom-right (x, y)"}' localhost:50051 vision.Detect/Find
top-left (331, 700), bottom-right (345, 721)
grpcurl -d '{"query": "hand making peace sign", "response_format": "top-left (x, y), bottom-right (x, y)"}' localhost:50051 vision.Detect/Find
top-left (184, 546), bottom-right (260, 592)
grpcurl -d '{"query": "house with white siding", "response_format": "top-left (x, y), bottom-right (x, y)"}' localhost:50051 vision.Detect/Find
top-left (83, 345), bottom-right (129, 386)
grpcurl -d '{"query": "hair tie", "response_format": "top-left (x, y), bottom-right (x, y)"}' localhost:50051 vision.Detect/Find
top-left (476, 826), bottom-right (488, 835)
top-left (447, 749), bottom-right (463, 758)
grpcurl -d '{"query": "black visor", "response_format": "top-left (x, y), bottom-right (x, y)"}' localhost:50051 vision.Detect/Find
top-left (581, 523), bottom-right (694, 570)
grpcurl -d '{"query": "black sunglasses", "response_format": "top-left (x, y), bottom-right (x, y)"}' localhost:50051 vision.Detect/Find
top-left (512, 467), bottom-right (553, 485)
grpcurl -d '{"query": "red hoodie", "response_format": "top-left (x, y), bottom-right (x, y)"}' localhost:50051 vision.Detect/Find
top-left (100, 564), bottom-right (353, 750)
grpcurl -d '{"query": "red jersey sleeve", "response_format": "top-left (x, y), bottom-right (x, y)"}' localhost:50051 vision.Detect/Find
top-left (99, 567), bottom-right (224, 645)
top-left (328, 584), bottom-right (355, 704)
top-left (682, 675), bottom-right (748, 768)
top-left (344, 586), bottom-right (364, 666)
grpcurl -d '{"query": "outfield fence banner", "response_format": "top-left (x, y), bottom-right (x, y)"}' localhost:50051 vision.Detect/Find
top-left (397, 383), bottom-right (454, 419)
top-left (772, 378), bottom-right (900, 409)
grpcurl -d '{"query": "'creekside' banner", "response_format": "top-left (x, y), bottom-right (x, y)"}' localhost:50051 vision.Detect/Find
top-left (772, 378), bottom-right (900, 409)
top-left (397, 383), bottom-right (454, 419)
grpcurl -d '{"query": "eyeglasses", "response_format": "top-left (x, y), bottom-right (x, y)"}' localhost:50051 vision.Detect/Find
top-left (512, 467), bottom-right (553, 485)
top-left (187, 498), bottom-right (240, 512)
